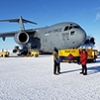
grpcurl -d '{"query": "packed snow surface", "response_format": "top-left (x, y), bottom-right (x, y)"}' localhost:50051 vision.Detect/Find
top-left (0, 55), bottom-right (100, 100)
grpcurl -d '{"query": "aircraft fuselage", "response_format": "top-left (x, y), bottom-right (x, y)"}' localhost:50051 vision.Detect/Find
top-left (31, 22), bottom-right (86, 52)
top-left (0, 17), bottom-right (87, 53)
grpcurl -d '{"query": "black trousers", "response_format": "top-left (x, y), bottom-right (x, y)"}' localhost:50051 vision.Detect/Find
top-left (54, 61), bottom-right (60, 74)
top-left (82, 65), bottom-right (87, 74)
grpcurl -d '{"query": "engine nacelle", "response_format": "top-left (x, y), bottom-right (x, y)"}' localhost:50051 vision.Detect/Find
top-left (14, 31), bottom-right (29, 45)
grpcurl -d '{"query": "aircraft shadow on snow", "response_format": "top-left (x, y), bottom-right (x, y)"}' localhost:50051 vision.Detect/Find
top-left (86, 58), bottom-right (100, 75)
top-left (60, 60), bottom-right (100, 75)
top-left (60, 68), bottom-right (81, 74)
top-left (87, 65), bottom-right (100, 75)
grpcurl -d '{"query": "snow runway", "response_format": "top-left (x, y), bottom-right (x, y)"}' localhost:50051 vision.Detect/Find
top-left (0, 55), bottom-right (100, 100)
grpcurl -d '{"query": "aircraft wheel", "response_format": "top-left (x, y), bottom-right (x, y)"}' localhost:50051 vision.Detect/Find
top-left (31, 54), bottom-right (34, 57)
top-left (35, 54), bottom-right (39, 57)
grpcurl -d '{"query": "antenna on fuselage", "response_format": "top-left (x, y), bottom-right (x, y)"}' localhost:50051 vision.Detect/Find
top-left (0, 16), bottom-right (37, 30)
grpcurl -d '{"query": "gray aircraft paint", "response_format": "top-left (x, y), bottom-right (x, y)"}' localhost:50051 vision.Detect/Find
top-left (0, 17), bottom-right (86, 53)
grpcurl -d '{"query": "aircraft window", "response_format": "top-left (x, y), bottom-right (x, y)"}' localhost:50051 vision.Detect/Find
top-left (64, 26), bottom-right (73, 31)
top-left (70, 31), bottom-right (75, 35)
top-left (64, 26), bottom-right (69, 31)
top-left (69, 26), bottom-right (72, 30)
top-left (73, 26), bottom-right (80, 29)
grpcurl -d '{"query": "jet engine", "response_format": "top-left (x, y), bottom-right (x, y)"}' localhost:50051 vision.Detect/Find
top-left (84, 37), bottom-right (95, 45)
top-left (14, 31), bottom-right (29, 45)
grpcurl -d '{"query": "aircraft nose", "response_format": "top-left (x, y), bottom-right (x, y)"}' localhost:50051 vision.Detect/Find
top-left (76, 29), bottom-right (87, 44)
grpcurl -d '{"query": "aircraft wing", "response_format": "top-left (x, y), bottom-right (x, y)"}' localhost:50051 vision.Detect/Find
top-left (0, 31), bottom-right (16, 37)
top-left (0, 16), bottom-right (37, 41)
top-left (0, 29), bottom-right (36, 41)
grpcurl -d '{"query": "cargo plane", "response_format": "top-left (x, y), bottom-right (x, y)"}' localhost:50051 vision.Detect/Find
top-left (0, 16), bottom-right (87, 53)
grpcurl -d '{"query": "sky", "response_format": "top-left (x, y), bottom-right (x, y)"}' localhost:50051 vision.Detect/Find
top-left (0, 0), bottom-right (100, 50)
top-left (0, 55), bottom-right (100, 99)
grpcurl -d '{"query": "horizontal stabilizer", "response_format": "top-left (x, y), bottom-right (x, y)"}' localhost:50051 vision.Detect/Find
top-left (0, 16), bottom-right (37, 30)
top-left (0, 16), bottom-right (37, 24)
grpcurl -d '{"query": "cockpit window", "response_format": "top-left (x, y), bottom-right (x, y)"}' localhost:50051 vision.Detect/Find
top-left (69, 26), bottom-right (72, 30)
top-left (64, 25), bottom-right (80, 31)
top-left (73, 26), bottom-right (80, 29)
top-left (64, 26), bottom-right (73, 31)
top-left (64, 26), bottom-right (69, 31)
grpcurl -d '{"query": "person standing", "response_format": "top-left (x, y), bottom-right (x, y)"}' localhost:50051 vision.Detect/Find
top-left (53, 47), bottom-right (60, 75)
top-left (80, 49), bottom-right (88, 75)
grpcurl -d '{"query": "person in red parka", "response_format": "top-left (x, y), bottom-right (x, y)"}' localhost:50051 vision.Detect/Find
top-left (80, 49), bottom-right (88, 75)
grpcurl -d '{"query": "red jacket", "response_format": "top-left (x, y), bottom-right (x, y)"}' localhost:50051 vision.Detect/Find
top-left (80, 51), bottom-right (88, 65)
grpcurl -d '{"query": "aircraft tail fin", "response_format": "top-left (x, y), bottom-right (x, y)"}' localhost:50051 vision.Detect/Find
top-left (0, 16), bottom-right (37, 30)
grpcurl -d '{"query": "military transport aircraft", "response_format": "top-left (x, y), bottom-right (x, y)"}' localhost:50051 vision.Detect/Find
top-left (0, 16), bottom-right (87, 53)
